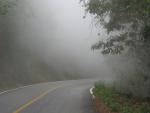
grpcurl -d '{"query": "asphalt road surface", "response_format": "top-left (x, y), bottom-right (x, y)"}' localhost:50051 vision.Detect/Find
top-left (0, 79), bottom-right (97, 113)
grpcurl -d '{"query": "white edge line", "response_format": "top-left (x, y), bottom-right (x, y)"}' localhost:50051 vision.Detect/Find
top-left (0, 85), bottom-right (33, 95)
top-left (90, 87), bottom-right (95, 99)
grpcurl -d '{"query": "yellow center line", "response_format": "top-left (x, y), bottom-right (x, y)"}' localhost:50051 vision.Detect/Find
top-left (12, 86), bottom-right (61, 113)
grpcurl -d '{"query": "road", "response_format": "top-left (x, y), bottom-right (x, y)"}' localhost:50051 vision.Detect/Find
top-left (0, 79), bottom-right (96, 113)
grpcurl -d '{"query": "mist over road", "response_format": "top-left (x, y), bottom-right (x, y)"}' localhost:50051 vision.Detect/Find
top-left (0, 79), bottom-right (96, 113)
top-left (0, 0), bottom-right (115, 89)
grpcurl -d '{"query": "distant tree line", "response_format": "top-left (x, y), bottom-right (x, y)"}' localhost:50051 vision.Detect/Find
top-left (0, 0), bottom-right (81, 90)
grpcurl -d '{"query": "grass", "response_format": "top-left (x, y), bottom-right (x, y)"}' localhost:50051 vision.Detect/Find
top-left (94, 82), bottom-right (150, 113)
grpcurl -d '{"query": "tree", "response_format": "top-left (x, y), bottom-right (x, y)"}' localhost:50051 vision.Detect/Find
top-left (0, 0), bottom-right (13, 15)
top-left (82, 0), bottom-right (150, 98)
top-left (82, 0), bottom-right (150, 54)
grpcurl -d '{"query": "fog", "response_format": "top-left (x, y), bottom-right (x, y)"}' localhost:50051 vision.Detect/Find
top-left (1, 0), bottom-right (115, 84)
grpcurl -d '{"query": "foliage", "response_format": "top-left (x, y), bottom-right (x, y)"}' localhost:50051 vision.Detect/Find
top-left (0, 0), bottom-right (13, 15)
top-left (82, 0), bottom-right (150, 54)
top-left (82, 0), bottom-right (150, 98)
top-left (94, 82), bottom-right (150, 113)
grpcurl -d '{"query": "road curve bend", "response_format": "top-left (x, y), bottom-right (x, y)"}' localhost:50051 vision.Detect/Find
top-left (0, 79), bottom-right (96, 113)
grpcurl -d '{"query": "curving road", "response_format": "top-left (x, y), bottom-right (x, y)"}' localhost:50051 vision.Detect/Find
top-left (0, 79), bottom-right (96, 113)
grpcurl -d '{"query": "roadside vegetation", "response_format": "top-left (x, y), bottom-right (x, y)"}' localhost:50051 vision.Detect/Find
top-left (81, 0), bottom-right (150, 98)
top-left (94, 82), bottom-right (150, 113)
top-left (82, 0), bottom-right (150, 107)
